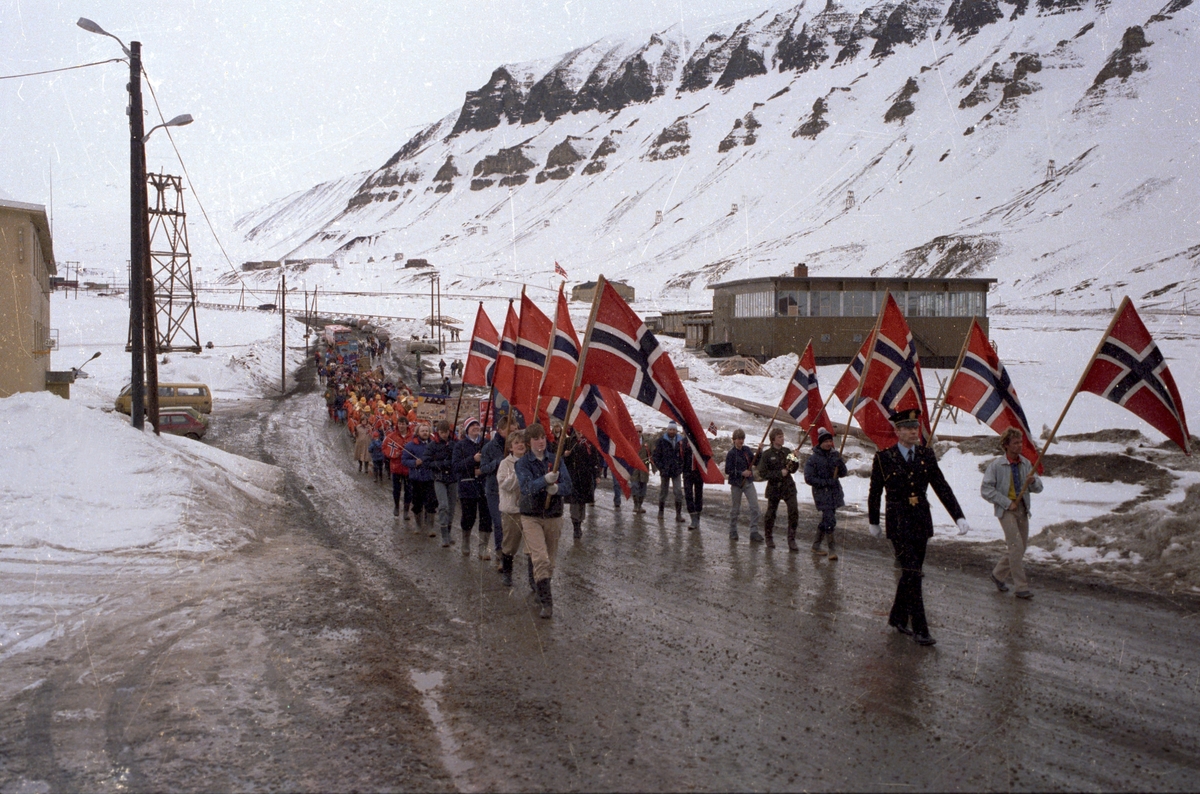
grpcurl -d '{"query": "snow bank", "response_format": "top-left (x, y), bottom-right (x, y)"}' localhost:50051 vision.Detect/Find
top-left (0, 392), bottom-right (283, 555)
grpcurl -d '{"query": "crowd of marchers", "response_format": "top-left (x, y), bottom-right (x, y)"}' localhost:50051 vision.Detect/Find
top-left (317, 348), bottom-right (1043, 643)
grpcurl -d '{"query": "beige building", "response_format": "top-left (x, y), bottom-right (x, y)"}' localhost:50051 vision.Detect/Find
top-left (0, 198), bottom-right (56, 398)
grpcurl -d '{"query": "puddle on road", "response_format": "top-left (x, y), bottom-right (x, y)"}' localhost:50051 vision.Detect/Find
top-left (410, 669), bottom-right (475, 788)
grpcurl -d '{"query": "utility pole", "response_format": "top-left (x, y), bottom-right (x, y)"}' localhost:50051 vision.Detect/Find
top-left (281, 272), bottom-right (287, 393)
top-left (436, 275), bottom-right (443, 353)
top-left (128, 41), bottom-right (147, 429)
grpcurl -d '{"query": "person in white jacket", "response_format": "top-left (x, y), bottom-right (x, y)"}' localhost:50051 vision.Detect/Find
top-left (496, 429), bottom-right (527, 589)
top-left (981, 428), bottom-right (1044, 599)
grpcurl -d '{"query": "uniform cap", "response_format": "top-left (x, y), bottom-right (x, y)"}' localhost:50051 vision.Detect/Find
top-left (888, 407), bottom-right (922, 427)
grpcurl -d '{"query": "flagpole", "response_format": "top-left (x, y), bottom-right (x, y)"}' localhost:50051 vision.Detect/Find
top-left (532, 282), bottom-right (566, 426)
top-left (928, 317), bottom-right (976, 440)
top-left (1015, 298), bottom-right (1127, 502)
top-left (546, 276), bottom-right (606, 508)
top-left (840, 291), bottom-right (889, 454)
top-left (756, 342), bottom-right (808, 452)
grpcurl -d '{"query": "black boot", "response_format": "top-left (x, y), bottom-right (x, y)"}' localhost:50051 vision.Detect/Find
top-left (764, 523), bottom-right (776, 548)
top-left (537, 579), bottom-right (553, 619)
top-left (501, 554), bottom-right (514, 588)
top-left (527, 556), bottom-right (536, 592)
top-left (573, 521), bottom-right (582, 539)
top-left (787, 524), bottom-right (799, 552)
top-left (826, 533), bottom-right (838, 561)
top-left (658, 502), bottom-right (665, 519)
top-left (675, 502), bottom-right (686, 524)
top-left (812, 530), bottom-right (826, 555)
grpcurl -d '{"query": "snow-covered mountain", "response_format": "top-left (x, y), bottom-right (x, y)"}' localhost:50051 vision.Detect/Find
top-left (236, 0), bottom-right (1198, 312)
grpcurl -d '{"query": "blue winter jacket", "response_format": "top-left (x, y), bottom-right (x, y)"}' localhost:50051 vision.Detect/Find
top-left (479, 433), bottom-right (506, 496)
top-left (402, 438), bottom-right (436, 482)
top-left (453, 435), bottom-right (487, 500)
top-left (515, 451), bottom-right (573, 518)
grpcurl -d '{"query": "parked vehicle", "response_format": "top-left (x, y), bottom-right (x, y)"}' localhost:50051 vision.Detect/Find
top-left (157, 407), bottom-right (209, 440)
top-left (115, 382), bottom-right (212, 415)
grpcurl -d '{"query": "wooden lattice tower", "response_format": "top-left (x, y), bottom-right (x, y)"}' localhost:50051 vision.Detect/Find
top-left (147, 172), bottom-right (201, 353)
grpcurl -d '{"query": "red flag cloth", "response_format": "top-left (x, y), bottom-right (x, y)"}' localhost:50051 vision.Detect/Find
top-left (491, 301), bottom-right (520, 405)
top-left (511, 293), bottom-right (553, 424)
top-left (833, 334), bottom-right (897, 449)
top-left (859, 293), bottom-right (932, 440)
top-left (580, 279), bottom-right (723, 483)
top-left (462, 303), bottom-right (500, 387)
top-left (554, 261), bottom-right (568, 279)
top-left (1078, 298), bottom-right (1190, 454)
top-left (571, 385), bottom-right (647, 498)
top-left (539, 285), bottom-right (580, 421)
top-left (780, 342), bottom-right (835, 444)
top-left (943, 319), bottom-right (1042, 469)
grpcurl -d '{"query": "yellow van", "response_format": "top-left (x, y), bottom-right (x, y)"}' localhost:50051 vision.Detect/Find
top-left (115, 382), bottom-right (213, 415)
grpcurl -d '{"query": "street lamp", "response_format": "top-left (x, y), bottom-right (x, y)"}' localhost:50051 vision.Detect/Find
top-left (144, 114), bottom-right (193, 143)
top-left (77, 18), bottom-right (189, 435)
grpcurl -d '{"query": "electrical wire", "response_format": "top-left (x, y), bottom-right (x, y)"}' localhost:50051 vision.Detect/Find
top-left (0, 58), bottom-right (125, 80)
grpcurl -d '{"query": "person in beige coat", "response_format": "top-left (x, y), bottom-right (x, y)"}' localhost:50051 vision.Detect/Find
top-left (497, 430), bottom-right (527, 589)
top-left (354, 421), bottom-right (373, 473)
top-left (981, 428), bottom-right (1043, 599)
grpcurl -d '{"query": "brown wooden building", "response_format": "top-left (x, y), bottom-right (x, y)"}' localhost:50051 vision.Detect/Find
top-left (0, 198), bottom-right (56, 397)
top-left (708, 271), bottom-right (996, 367)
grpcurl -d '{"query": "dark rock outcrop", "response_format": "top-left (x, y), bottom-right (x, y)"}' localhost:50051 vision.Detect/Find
top-left (545, 138), bottom-right (587, 169)
top-left (884, 77), bottom-right (920, 123)
top-left (1036, 0), bottom-right (1086, 13)
top-left (944, 0), bottom-right (1004, 38)
top-left (871, 1), bottom-right (944, 58)
top-left (451, 67), bottom-right (529, 136)
top-left (473, 146), bottom-right (537, 179)
top-left (646, 118), bottom-right (690, 161)
top-left (715, 37), bottom-right (768, 89)
top-left (522, 69), bottom-right (580, 124)
top-left (793, 97), bottom-right (830, 139)
top-left (1091, 26), bottom-right (1151, 88)
top-left (381, 121), bottom-right (442, 168)
top-left (719, 113), bottom-right (761, 152)
top-left (433, 157), bottom-right (460, 183)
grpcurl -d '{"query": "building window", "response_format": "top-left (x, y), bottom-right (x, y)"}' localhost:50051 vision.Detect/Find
top-left (852, 333), bottom-right (863, 342)
top-left (813, 291), bottom-right (841, 317)
top-left (776, 290), bottom-right (807, 317)
top-left (820, 333), bottom-right (831, 342)
top-left (734, 291), bottom-right (773, 318)
top-left (844, 291), bottom-right (874, 317)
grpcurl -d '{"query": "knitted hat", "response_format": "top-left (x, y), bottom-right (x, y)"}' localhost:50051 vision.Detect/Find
top-left (817, 427), bottom-right (834, 443)
top-left (463, 417), bottom-right (481, 434)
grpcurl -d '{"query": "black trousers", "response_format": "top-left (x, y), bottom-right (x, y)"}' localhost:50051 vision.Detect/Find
top-left (889, 533), bottom-right (929, 635)
top-left (763, 491), bottom-right (798, 534)
top-left (683, 472), bottom-right (704, 513)
top-left (817, 507), bottom-right (837, 533)
top-left (391, 473), bottom-right (410, 509)
top-left (409, 480), bottom-right (438, 515)
top-left (459, 495), bottom-right (493, 533)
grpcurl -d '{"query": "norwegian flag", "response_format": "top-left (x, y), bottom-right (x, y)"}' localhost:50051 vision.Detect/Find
top-left (571, 385), bottom-right (647, 498)
top-left (579, 279), bottom-right (724, 483)
top-left (462, 303), bottom-right (500, 387)
top-left (833, 334), bottom-right (897, 449)
top-left (554, 261), bottom-right (568, 279)
top-left (944, 319), bottom-right (1042, 468)
top-left (780, 342), bottom-right (835, 443)
top-left (859, 293), bottom-right (932, 440)
top-left (491, 301), bottom-right (520, 407)
top-left (538, 285), bottom-right (580, 424)
top-left (1078, 297), bottom-right (1190, 454)
top-left (511, 293), bottom-right (553, 423)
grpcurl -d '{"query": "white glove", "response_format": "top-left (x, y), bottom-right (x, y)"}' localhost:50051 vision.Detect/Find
top-left (869, 524), bottom-right (882, 539)
top-left (956, 517), bottom-right (970, 536)
top-left (544, 471), bottom-right (559, 484)
top-left (546, 483), bottom-right (559, 495)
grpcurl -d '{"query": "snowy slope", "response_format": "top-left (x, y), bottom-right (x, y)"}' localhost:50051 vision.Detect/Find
top-left (234, 0), bottom-right (1199, 313)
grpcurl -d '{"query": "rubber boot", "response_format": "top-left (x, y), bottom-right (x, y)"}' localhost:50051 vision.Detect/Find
top-left (787, 524), bottom-right (799, 552)
top-left (527, 556), bottom-right (536, 592)
top-left (675, 502), bottom-right (686, 524)
top-left (501, 554), bottom-right (514, 588)
top-left (689, 512), bottom-right (700, 531)
top-left (413, 512), bottom-right (425, 535)
top-left (764, 524), bottom-right (776, 548)
top-left (439, 520), bottom-right (450, 547)
top-left (750, 527), bottom-right (764, 543)
top-left (537, 579), bottom-right (553, 619)
top-left (479, 534), bottom-right (492, 560)
top-left (634, 498), bottom-right (644, 514)
top-left (826, 533), bottom-right (838, 561)
top-left (572, 521), bottom-right (582, 540)
top-left (658, 502), bottom-right (665, 519)
top-left (812, 530), bottom-right (826, 555)
top-left (461, 530), bottom-right (471, 555)
top-left (393, 502), bottom-right (400, 518)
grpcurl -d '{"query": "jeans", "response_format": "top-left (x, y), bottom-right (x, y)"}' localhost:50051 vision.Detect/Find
top-left (612, 477), bottom-right (622, 507)
top-left (658, 473), bottom-right (682, 508)
top-left (487, 491), bottom-right (503, 550)
top-left (729, 481), bottom-right (760, 531)
top-left (630, 479), bottom-right (647, 504)
top-left (434, 481), bottom-right (458, 532)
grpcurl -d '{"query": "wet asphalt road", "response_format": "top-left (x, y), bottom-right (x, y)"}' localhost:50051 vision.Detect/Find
top-left (269, 388), bottom-right (1200, 792)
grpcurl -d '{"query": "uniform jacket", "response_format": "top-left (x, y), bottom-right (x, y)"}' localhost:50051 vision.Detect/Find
top-left (563, 432), bottom-right (600, 505)
top-left (981, 456), bottom-right (1043, 518)
top-left (479, 433), bottom-right (506, 496)
top-left (803, 446), bottom-right (847, 510)
top-left (402, 437), bottom-right (436, 482)
top-left (515, 451), bottom-right (573, 518)
top-left (452, 435), bottom-right (487, 499)
top-left (497, 454), bottom-right (522, 514)
top-left (756, 445), bottom-right (799, 500)
top-left (868, 444), bottom-right (964, 541)
top-left (652, 433), bottom-right (688, 478)
top-left (725, 445), bottom-right (756, 488)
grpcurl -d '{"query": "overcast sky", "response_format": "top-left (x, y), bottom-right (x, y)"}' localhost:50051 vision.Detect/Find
top-left (2, 0), bottom-right (769, 268)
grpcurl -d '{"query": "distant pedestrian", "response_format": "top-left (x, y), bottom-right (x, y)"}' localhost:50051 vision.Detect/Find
top-left (982, 428), bottom-right (1043, 599)
top-left (652, 421), bottom-right (687, 523)
top-left (441, 376), bottom-right (452, 396)
top-left (354, 420), bottom-right (373, 474)
top-left (369, 430), bottom-right (386, 483)
top-left (683, 457), bottom-right (705, 531)
top-left (724, 428), bottom-right (761, 542)
top-left (756, 427), bottom-right (800, 550)
top-left (804, 427), bottom-right (847, 559)
top-left (439, 358), bottom-right (447, 378)
top-left (416, 366), bottom-right (424, 388)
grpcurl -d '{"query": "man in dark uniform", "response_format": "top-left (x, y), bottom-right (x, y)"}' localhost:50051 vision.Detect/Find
top-left (756, 426), bottom-right (801, 551)
top-left (868, 408), bottom-right (970, 646)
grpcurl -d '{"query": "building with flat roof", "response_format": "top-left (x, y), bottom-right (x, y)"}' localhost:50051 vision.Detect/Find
top-left (0, 198), bottom-right (57, 397)
top-left (709, 265), bottom-right (996, 367)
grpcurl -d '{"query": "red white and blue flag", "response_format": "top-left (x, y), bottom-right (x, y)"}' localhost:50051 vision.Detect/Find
top-left (491, 300), bottom-right (520, 406)
top-left (571, 385), bottom-right (647, 498)
top-left (858, 293), bottom-right (932, 442)
top-left (1078, 297), bottom-right (1190, 454)
top-left (554, 261), bottom-right (568, 279)
top-left (539, 284), bottom-right (580, 426)
top-left (780, 342), bottom-right (835, 443)
top-left (833, 334), bottom-right (897, 449)
top-left (462, 303), bottom-right (499, 388)
top-left (511, 292), bottom-right (553, 424)
top-left (943, 319), bottom-right (1041, 467)
top-left (579, 279), bottom-right (723, 484)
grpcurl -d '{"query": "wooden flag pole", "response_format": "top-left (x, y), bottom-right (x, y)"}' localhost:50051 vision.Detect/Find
top-left (928, 317), bottom-right (976, 440)
top-left (1015, 298), bottom-right (1126, 503)
top-left (756, 344), bottom-right (809, 452)
top-left (840, 291), bottom-right (889, 454)
top-left (546, 275), bottom-right (606, 506)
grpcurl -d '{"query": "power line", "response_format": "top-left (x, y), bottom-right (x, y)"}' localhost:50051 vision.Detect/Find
top-left (0, 58), bottom-right (124, 80)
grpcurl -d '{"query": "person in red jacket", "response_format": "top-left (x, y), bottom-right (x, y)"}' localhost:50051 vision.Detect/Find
top-left (383, 416), bottom-right (412, 519)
